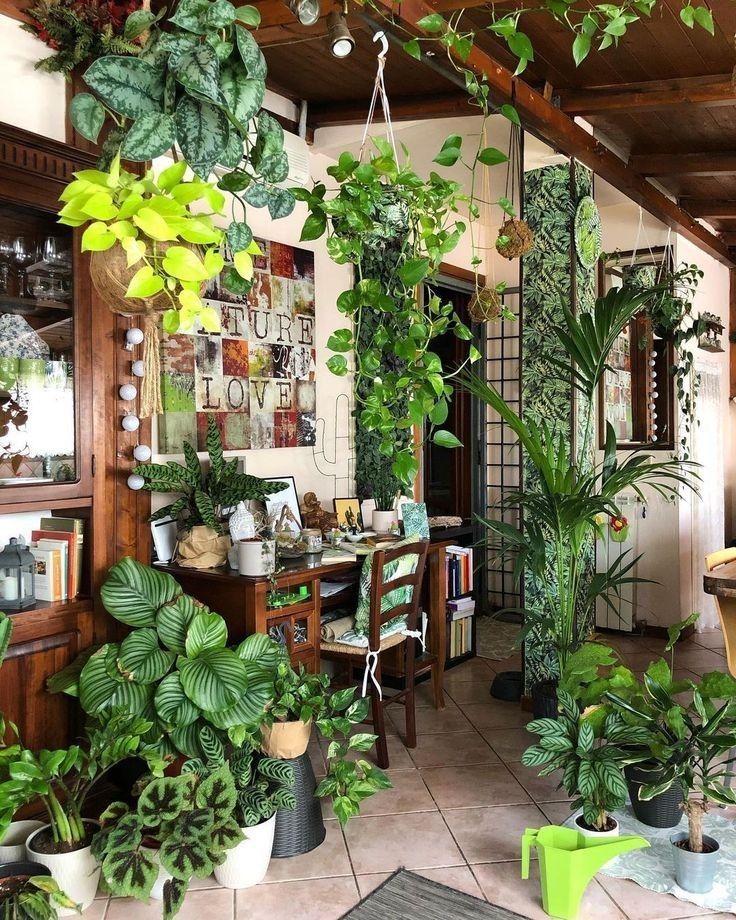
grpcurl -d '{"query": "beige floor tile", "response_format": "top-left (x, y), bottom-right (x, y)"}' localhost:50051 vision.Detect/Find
top-left (408, 731), bottom-right (500, 768)
top-left (319, 731), bottom-right (414, 771)
top-left (444, 803), bottom-right (547, 863)
top-left (263, 820), bottom-right (351, 883)
top-left (460, 700), bottom-right (531, 731)
top-left (420, 763), bottom-right (532, 809)
top-left (516, 764), bottom-right (572, 803)
top-left (443, 659), bottom-right (496, 688)
top-left (596, 874), bottom-right (716, 919)
top-left (472, 861), bottom-right (626, 920)
top-left (446, 679), bottom-right (497, 706)
top-left (81, 899), bottom-right (109, 920)
top-left (307, 742), bottom-right (325, 775)
top-left (352, 769), bottom-right (437, 816)
top-left (538, 801), bottom-right (575, 825)
top-left (343, 811), bottom-right (464, 874)
top-left (236, 876), bottom-right (359, 920)
top-left (388, 698), bottom-right (473, 734)
top-left (107, 887), bottom-right (234, 920)
top-left (621, 651), bottom-right (663, 673)
top-left (355, 866), bottom-right (485, 899)
top-left (692, 629), bottom-right (726, 650)
top-left (482, 726), bottom-right (534, 762)
top-left (672, 647), bottom-right (728, 674)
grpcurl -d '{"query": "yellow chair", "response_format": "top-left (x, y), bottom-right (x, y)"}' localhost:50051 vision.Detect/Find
top-left (704, 548), bottom-right (736, 677)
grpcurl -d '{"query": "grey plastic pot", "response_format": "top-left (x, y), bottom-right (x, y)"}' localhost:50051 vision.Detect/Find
top-left (670, 832), bottom-right (720, 894)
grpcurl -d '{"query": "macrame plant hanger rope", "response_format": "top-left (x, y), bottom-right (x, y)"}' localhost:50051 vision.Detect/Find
top-left (359, 31), bottom-right (398, 164)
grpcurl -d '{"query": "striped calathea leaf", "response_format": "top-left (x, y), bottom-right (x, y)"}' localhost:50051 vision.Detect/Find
top-left (64, 0), bottom-right (295, 323)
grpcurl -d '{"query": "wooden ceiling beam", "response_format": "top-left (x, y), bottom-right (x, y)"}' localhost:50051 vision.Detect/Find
top-left (680, 199), bottom-right (736, 218)
top-left (253, 0), bottom-right (334, 28)
top-left (718, 233), bottom-right (736, 246)
top-left (630, 152), bottom-right (736, 176)
top-left (560, 73), bottom-right (736, 116)
top-left (364, 0), bottom-right (732, 265)
top-left (310, 92), bottom-right (475, 127)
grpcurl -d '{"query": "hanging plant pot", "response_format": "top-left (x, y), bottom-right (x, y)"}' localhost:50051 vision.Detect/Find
top-left (495, 218), bottom-right (534, 260)
top-left (468, 287), bottom-right (503, 324)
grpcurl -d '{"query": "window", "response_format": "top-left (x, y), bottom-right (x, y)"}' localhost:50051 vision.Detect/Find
top-left (598, 248), bottom-right (675, 450)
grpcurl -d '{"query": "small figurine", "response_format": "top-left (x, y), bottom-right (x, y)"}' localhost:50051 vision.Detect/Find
top-left (301, 490), bottom-right (337, 533)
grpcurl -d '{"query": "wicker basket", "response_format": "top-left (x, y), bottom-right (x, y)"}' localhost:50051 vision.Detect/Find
top-left (271, 751), bottom-right (326, 858)
top-left (89, 243), bottom-right (173, 317)
top-left (495, 218), bottom-right (534, 260)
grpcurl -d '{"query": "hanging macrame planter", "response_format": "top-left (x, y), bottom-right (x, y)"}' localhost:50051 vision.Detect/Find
top-left (90, 241), bottom-right (204, 417)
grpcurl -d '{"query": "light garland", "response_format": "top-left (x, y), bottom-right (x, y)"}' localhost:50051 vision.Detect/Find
top-left (121, 323), bottom-right (152, 487)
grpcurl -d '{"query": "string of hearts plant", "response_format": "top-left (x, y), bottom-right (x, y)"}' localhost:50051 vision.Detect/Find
top-left (58, 0), bottom-right (295, 332)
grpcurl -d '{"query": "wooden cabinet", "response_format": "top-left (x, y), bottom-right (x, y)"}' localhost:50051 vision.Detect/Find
top-left (0, 123), bottom-right (150, 747)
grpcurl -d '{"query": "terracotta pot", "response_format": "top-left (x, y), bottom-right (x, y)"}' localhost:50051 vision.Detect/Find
top-left (261, 719), bottom-right (312, 759)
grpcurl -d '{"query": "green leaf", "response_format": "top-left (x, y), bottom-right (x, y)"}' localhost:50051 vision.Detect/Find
top-left (102, 846), bottom-right (158, 900)
top-left (326, 354), bottom-right (348, 377)
top-left (500, 104), bottom-right (521, 126)
top-left (679, 4), bottom-right (695, 27)
top-left (226, 221), bottom-right (253, 253)
top-left (267, 187), bottom-right (295, 220)
top-left (507, 31), bottom-right (534, 61)
top-left (163, 878), bottom-right (187, 920)
top-left (196, 763), bottom-right (237, 818)
top-left (118, 628), bottom-right (175, 684)
top-left (403, 38), bottom-right (421, 59)
top-left (236, 26), bottom-right (267, 79)
top-left (124, 8), bottom-right (158, 39)
top-left (186, 612), bottom-right (228, 657)
top-left (160, 835), bottom-right (213, 881)
top-left (417, 12), bottom-right (445, 32)
top-left (101, 557), bottom-right (179, 627)
top-left (692, 5), bottom-right (714, 33)
top-left (178, 647), bottom-right (248, 710)
top-left (81, 221), bottom-right (116, 252)
top-left (572, 32), bottom-right (592, 66)
top-left (138, 776), bottom-right (187, 824)
top-left (220, 60), bottom-right (264, 125)
top-left (155, 672), bottom-right (200, 727)
top-left (79, 646), bottom-right (120, 714)
top-left (205, 0), bottom-right (236, 27)
top-left (432, 429), bottom-right (462, 448)
top-left (133, 206), bottom-right (175, 242)
top-left (121, 113), bottom-right (176, 161)
top-left (169, 0), bottom-right (211, 32)
top-left (301, 211), bottom-right (327, 242)
top-left (477, 146), bottom-right (508, 166)
top-left (434, 146), bottom-right (462, 167)
top-left (70, 93), bottom-right (106, 143)
top-left (84, 57), bottom-right (165, 119)
top-left (162, 245), bottom-right (209, 282)
top-left (235, 4), bottom-right (261, 26)
top-left (174, 46), bottom-right (222, 104)
top-left (126, 265), bottom-right (165, 298)
top-left (175, 96), bottom-right (230, 178)
top-left (398, 258), bottom-right (430, 286)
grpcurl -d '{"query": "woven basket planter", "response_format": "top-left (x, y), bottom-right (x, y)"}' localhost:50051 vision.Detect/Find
top-left (271, 751), bottom-right (326, 858)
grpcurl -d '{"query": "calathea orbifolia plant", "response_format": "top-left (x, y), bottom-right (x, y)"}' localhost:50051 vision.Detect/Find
top-left (133, 414), bottom-right (286, 533)
top-left (63, 0), bottom-right (294, 330)
top-left (296, 140), bottom-right (480, 487)
top-left (48, 557), bottom-right (282, 758)
top-left (92, 765), bottom-right (244, 920)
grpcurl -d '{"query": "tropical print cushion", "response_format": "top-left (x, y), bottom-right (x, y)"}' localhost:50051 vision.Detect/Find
top-left (353, 536), bottom-right (422, 636)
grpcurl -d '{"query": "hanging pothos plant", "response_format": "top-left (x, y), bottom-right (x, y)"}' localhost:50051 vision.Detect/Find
top-left (58, 0), bottom-right (294, 332)
top-left (295, 139), bottom-right (499, 486)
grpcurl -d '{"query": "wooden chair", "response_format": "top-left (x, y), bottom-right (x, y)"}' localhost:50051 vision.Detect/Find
top-left (704, 548), bottom-right (736, 678)
top-left (320, 540), bottom-right (429, 769)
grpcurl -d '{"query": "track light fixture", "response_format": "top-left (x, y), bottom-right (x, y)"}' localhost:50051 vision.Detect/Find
top-left (327, 2), bottom-right (354, 57)
top-left (287, 0), bottom-right (320, 26)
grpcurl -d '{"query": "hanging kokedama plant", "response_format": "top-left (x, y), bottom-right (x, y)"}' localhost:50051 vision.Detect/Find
top-left (495, 124), bottom-right (534, 261)
top-left (468, 286), bottom-right (503, 323)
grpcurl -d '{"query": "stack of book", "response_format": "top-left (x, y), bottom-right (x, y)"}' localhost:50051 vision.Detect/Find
top-left (445, 545), bottom-right (473, 599)
top-left (30, 516), bottom-right (85, 603)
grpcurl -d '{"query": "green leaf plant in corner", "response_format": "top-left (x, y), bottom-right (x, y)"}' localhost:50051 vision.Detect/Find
top-left (132, 414), bottom-right (286, 534)
top-left (0, 873), bottom-right (79, 919)
top-left (56, 0), bottom-right (294, 333)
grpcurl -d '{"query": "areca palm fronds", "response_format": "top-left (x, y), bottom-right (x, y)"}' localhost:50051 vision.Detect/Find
top-left (460, 283), bottom-right (700, 672)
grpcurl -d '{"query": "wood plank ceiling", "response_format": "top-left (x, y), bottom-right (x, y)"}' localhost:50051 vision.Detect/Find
top-left (254, 0), bottom-right (736, 260)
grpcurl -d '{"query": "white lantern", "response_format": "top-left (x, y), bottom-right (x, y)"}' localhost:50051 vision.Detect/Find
top-left (122, 414), bottom-right (140, 432)
top-left (119, 383), bottom-right (137, 401)
top-left (126, 327), bottom-right (144, 347)
top-left (131, 360), bottom-right (145, 377)
top-left (127, 474), bottom-right (145, 490)
top-left (133, 444), bottom-right (152, 462)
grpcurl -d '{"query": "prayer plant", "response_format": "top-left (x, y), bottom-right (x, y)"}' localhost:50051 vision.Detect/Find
top-left (0, 873), bottom-right (79, 919)
top-left (460, 284), bottom-right (700, 678)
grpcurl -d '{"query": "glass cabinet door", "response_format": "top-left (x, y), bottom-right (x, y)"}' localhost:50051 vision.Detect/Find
top-left (0, 202), bottom-right (76, 486)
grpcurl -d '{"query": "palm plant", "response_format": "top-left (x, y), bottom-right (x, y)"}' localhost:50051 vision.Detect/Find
top-left (461, 284), bottom-right (699, 677)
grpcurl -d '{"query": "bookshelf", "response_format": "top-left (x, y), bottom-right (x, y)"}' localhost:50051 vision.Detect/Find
top-left (437, 524), bottom-right (478, 669)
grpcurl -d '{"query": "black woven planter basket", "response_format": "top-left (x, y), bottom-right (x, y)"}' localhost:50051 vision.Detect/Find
top-left (531, 679), bottom-right (559, 719)
top-left (625, 762), bottom-right (683, 828)
top-left (272, 751), bottom-right (326, 858)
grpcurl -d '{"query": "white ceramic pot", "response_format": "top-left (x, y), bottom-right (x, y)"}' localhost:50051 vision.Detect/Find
top-left (0, 820), bottom-right (45, 863)
top-left (238, 539), bottom-right (276, 577)
top-left (26, 822), bottom-right (101, 914)
top-left (213, 816), bottom-right (276, 889)
top-left (146, 848), bottom-right (173, 901)
top-left (574, 813), bottom-right (619, 838)
top-left (372, 509), bottom-right (398, 533)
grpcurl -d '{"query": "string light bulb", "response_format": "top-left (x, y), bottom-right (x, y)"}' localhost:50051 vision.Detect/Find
top-left (122, 414), bottom-right (140, 432)
top-left (127, 474), bottom-right (145, 490)
top-left (133, 444), bottom-right (152, 462)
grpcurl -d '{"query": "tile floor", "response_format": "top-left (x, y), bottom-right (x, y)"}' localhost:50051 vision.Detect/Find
top-left (92, 627), bottom-right (732, 920)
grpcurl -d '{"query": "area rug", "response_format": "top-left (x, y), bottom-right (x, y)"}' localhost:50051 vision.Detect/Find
top-left (565, 806), bottom-right (736, 913)
top-left (476, 617), bottom-right (520, 661)
top-left (340, 869), bottom-right (527, 919)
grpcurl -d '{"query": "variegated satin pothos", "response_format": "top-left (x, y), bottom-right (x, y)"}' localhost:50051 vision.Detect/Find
top-left (59, 0), bottom-right (294, 332)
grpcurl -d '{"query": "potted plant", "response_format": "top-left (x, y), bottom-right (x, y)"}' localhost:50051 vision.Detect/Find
top-left (0, 863), bottom-right (79, 919)
top-left (48, 557), bottom-right (283, 761)
top-left (460, 284), bottom-right (699, 713)
top-left (370, 478), bottom-right (399, 534)
top-left (181, 726), bottom-right (295, 889)
top-left (607, 669), bottom-right (736, 893)
top-left (0, 710), bottom-right (153, 912)
top-left (134, 415), bottom-right (285, 568)
top-left (92, 764), bottom-right (244, 919)
top-left (521, 688), bottom-right (651, 837)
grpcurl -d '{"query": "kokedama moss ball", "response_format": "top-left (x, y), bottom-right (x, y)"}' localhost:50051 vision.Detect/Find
top-left (495, 218), bottom-right (534, 260)
top-left (468, 287), bottom-right (502, 323)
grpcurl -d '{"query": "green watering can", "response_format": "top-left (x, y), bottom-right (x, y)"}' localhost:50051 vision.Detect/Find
top-left (521, 825), bottom-right (649, 920)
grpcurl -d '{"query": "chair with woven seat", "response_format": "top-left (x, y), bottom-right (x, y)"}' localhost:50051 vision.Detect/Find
top-left (704, 548), bottom-right (736, 678)
top-left (320, 539), bottom-right (429, 769)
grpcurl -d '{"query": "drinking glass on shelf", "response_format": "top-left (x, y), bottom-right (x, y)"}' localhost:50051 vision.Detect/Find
top-left (42, 236), bottom-right (69, 267)
top-left (0, 239), bottom-right (12, 295)
top-left (13, 236), bottom-right (35, 298)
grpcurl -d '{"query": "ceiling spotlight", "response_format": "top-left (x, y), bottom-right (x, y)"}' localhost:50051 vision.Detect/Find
top-left (288, 0), bottom-right (320, 26)
top-left (327, 5), bottom-right (354, 57)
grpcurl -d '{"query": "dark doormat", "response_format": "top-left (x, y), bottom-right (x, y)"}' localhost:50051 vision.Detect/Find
top-left (339, 868), bottom-right (530, 919)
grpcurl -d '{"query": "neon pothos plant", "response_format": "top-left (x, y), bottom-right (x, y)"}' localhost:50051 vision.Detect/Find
top-left (133, 414), bottom-right (286, 533)
top-left (461, 284), bottom-right (699, 676)
top-left (48, 557), bottom-right (283, 758)
top-left (92, 766), bottom-right (244, 920)
top-left (296, 140), bottom-right (483, 486)
top-left (61, 0), bottom-right (294, 331)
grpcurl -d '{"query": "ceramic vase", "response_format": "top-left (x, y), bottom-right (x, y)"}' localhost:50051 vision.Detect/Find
top-left (213, 815), bottom-right (276, 889)
top-left (26, 822), bottom-right (101, 914)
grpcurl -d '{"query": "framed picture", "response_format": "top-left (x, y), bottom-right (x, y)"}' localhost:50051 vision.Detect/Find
top-left (334, 497), bottom-right (363, 531)
top-left (263, 475), bottom-right (302, 535)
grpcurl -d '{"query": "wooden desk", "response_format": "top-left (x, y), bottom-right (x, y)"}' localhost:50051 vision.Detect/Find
top-left (158, 542), bottom-right (449, 705)
top-left (703, 561), bottom-right (736, 598)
